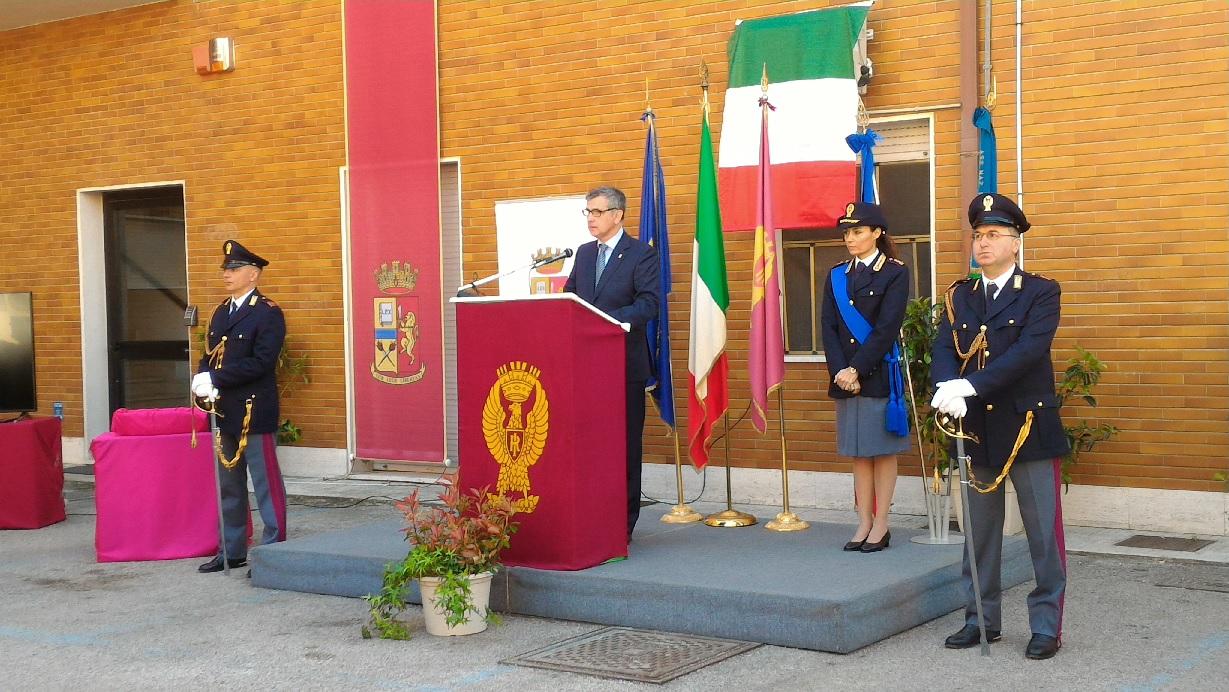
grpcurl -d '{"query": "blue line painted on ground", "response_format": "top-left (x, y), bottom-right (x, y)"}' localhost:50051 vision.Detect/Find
top-left (0, 626), bottom-right (102, 647)
top-left (1119, 630), bottom-right (1229, 692)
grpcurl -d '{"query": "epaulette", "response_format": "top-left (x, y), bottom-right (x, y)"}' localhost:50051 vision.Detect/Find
top-left (888, 257), bottom-right (905, 266)
top-left (261, 296), bottom-right (281, 309)
top-left (831, 258), bottom-right (852, 269)
top-left (219, 297), bottom-right (230, 306)
top-left (946, 277), bottom-right (972, 292)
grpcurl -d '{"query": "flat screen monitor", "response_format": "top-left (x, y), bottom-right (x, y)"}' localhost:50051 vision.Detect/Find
top-left (0, 292), bottom-right (37, 413)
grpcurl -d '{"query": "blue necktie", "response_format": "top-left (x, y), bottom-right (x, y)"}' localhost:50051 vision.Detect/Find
top-left (595, 244), bottom-right (609, 289)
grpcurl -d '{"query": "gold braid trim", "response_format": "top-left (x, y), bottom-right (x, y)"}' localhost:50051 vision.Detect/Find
top-left (944, 281), bottom-right (987, 375)
top-left (205, 335), bottom-right (228, 370)
top-left (215, 398), bottom-right (255, 470)
top-left (968, 410), bottom-right (1034, 494)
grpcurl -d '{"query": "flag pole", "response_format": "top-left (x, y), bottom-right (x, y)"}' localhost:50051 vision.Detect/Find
top-left (648, 80), bottom-right (699, 525)
top-left (705, 410), bottom-right (756, 527)
top-left (766, 387), bottom-right (808, 531)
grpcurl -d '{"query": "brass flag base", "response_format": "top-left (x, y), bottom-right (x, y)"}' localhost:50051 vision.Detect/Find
top-left (765, 511), bottom-right (809, 532)
top-left (704, 509), bottom-right (757, 528)
top-left (660, 504), bottom-right (703, 524)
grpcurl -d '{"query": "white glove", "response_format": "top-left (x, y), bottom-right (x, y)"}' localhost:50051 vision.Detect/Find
top-left (203, 386), bottom-right (219, 402)
top-left (191, 372), bottom-right (214, 398)
top-left (931, 379), bottom-right (976, 412)
top-left (939, 395), bottom-right (967, 419)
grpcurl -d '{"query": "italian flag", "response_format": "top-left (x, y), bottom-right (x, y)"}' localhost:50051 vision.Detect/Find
top-left (687, 104), bottom-right (730, 469)
top-left (718, 5), bottom-right (870, 231)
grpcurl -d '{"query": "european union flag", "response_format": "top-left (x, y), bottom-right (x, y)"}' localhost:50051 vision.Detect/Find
top-left (640, 110), bottom-right (674, 429)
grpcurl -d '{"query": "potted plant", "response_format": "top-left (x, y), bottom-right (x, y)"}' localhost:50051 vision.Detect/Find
top-left (363, 484), bottom-right (518, 640)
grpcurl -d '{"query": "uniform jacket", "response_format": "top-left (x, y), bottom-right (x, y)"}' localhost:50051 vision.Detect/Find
top-left (564, 231), bottom-right (661, 383)
top-left (820, 253), bottom-right (910, 399)
top-left (198, 290), bottom-right (286, 436)
top-left (931, 268), bottom-right (1070, 468)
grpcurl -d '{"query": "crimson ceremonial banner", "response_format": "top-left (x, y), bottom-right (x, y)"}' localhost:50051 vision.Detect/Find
top-left (344, 1), bottom-right (445, 462)
top-left (455, 294), bottom-right (628, 570)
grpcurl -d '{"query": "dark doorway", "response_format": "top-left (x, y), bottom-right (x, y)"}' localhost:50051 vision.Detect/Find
top-left (103, 187), bottom-right (189, 415)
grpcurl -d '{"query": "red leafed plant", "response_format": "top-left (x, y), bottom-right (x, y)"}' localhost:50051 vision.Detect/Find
top-left (363, 485), bottom-right (518, 640)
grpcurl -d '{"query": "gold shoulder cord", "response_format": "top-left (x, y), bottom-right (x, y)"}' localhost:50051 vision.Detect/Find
top-left (191, 396), bottom-right (255, 470)
top-left (943, 282), bottom-right (1035, 494)
top-left (944, 282), bottom-right (987, 374)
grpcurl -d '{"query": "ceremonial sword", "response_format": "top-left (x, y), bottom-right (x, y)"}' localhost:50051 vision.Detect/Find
top-left (941, 413), bottom-right (990, 656)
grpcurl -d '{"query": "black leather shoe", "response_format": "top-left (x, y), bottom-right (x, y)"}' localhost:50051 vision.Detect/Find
top-left (1025, 633), bottom-right (1061, 660)
top-left (860, 530), bottom-right (891, 553)
top-left (944, 624), bottom-right (1002, 649)
top-left (843, 539), bottom-right (866, 551)
top-left (198, 555), bottom-right (247, 573)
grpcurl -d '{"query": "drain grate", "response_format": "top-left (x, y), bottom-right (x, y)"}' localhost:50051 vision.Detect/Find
top-left (501, 626), bottom-right (759, 684)
top-left (1115, 535), bottom-right (1213, 553)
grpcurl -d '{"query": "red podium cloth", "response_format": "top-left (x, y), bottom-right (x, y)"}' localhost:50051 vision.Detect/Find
top-left (91, 428), bottom-right (221, 562)
top-left (0, 417), bottom-right (66, 529)
top-left (457, 295), bottom-right (627, 570)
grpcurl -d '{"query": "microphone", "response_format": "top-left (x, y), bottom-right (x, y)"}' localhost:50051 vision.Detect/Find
top-left (531, 247), bottom-right (573, 268)
top-left (456, 248), bottom-right (575, 298)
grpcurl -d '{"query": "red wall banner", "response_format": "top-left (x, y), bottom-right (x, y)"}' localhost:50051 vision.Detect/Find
top-left (345, 0), bottom-right (444, 462)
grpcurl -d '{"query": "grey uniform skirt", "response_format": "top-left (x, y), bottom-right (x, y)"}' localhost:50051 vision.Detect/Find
top-left (836, 396), bottom-right (911, 458)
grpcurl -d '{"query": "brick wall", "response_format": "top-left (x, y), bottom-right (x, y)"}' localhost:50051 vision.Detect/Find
top-left (438, 0), bottom-right (1229, 491)
top-left (0, 1), bottom-right (348, 447)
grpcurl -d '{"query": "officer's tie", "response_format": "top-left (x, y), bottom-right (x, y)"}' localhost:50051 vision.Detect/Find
top-left (229, 300), bottom-right (238, 316)
top-left (985, 281), bottom-right (1000, 306)
top-left (595, 243), bottom-right (609, 289)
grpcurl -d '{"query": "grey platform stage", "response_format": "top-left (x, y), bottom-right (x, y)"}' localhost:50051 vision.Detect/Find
top-left (252, 507), bottom-right (1031, 653)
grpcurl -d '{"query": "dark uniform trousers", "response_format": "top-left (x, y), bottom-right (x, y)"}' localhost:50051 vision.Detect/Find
top-left (933, 269), bottom-right (1071, 639)
top-left (218, 431), bottom-right (287, 560)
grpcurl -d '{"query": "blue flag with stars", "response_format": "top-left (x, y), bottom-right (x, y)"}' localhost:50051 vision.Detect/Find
top-left (640, 110), bottom-right (674, 429)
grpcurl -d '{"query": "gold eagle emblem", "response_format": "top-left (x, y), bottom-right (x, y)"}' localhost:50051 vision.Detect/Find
top-left (983, 194), bottom-right (994, 212)
top-left (482, 361), bottom-right (549, 513)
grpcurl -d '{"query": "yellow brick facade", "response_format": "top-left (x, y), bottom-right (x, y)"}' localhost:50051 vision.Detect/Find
top-left (1, 1), bottom-right (1225, 492)
top-left (0, 1), bottom-right (348, 447)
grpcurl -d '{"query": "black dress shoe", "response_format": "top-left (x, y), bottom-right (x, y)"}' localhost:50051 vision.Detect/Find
top-left (198, 555), bottom-right (247, 573)
top-left (1025, 633), bottom-right (1061, 660)
top-left (842, 539), bottom-right (866, 551)
top-left (944, 624), bottom-right (1002, 649)
top-left (859, 530), bottom-right (891, 553)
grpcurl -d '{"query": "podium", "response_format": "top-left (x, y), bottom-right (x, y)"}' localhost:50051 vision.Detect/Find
top-left (0, 417), bottom-right (65, 529)
top-left (454, 293), bottom-right (629, 570)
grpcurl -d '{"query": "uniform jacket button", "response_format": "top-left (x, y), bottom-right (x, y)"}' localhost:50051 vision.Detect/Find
top-left (985, 404), bottom-right (994, 411)
top-left (849, 338), bottom-right (855, 344)
top-left (1037, 401), bottom-right (1044, 407)
top-left (849, 299), bottom-right (855, 306)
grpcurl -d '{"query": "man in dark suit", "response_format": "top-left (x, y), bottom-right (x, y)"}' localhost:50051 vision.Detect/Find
top-left (192, 239), bottom-right (288, 574)
top-left (931, 193), bottom-right (1070, 660)
top-left (564, 187), bottom-right (661, 541)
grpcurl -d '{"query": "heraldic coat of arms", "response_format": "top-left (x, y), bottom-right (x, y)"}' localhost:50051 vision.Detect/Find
top-left (482, 361), bottom-right (549, 513)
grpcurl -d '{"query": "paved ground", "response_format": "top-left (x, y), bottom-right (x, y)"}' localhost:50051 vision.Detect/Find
top-left (2, 479), bottom-right (1228, 691)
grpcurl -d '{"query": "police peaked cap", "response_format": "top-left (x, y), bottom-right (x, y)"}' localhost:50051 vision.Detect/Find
top-left (835, 201), bottom-right (888, 233)
top-left (220, 239), bottom-right (270, 269)
top-left (968, 193), bottom-right (1031, 233)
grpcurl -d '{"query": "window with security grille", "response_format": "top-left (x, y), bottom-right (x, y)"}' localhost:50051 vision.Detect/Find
top-left (782, 118), bottom-right (933, 356)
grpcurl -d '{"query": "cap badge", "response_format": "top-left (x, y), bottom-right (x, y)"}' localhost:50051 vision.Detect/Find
top-left (225, 241), bottom-right (233, 254)
top-left (982, 195), bottom-right (994, 213)
top-left (846, 203), bottom-right (856, 216)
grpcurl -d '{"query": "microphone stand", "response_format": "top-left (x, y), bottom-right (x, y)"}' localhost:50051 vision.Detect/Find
top-left (456, 251), bottom-right (572, 297)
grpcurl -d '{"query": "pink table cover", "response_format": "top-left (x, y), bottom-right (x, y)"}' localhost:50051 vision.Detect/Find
top-left (91, 432), bottom-right (220, 562)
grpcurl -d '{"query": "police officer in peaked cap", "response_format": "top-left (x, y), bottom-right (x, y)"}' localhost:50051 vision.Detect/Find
top-left (930, 193), bottom-right (1070, 660)
top-left (192, 239), bottom-right (288, 575)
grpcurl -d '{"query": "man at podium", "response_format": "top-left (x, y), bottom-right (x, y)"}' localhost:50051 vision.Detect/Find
top-left (563, 187), bottom-right (661, 541)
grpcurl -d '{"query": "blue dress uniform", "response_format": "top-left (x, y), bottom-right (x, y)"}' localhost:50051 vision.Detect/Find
top-left (197, 240), bottom-right (287, 573)
top-left (932, 194), bottom-right (1071, 659)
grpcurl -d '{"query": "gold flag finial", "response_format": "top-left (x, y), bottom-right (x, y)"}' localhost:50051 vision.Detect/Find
top-left (761, 63), bottom-right (769, 93)
top-left (644, 76), bottom-right (652, 115)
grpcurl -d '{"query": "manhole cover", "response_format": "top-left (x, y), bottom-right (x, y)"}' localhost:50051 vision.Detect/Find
top-left (501, 626), bottom-right (759, 684)
top-left (1115, 535), bottom-right (1213, 552)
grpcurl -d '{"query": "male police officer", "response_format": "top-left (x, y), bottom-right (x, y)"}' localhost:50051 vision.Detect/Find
top-left (192, 240), bottom-right (288, 573)
top-left (930, 194), bottom-right (1070, 660)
